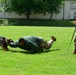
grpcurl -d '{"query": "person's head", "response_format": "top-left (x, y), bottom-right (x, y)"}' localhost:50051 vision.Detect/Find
top-left (18, 38), bottom-right (25, 46)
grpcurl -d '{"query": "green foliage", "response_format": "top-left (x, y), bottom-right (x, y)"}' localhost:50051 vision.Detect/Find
top-left (0, 0), bottom-right (4, 12)
top-left (0, 7), bottom-right (3, 12)
top-left (4, 0), bottom-right (63, 19)
top-left (0, 26), bottom-right (76, 75)
top-left (32, 0), bottom-right (48, 14)
top-left (5, 0), bottom-right (34, 19)
top-left (0, 0), bottom-right (3, 2)
top-left (46, 0), bottom-right (63, 19)
top-left (6, 19), bottom-right (75, 27)
top-left (0, 19), bottom-right (75, 27)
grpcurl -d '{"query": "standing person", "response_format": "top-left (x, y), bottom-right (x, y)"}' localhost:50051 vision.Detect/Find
top-left (73, 21), bottom-right (76, 54)
top-left (8, 36), bottom-right (56, 54)
top-left (73, 35), bottom-right (76, 54)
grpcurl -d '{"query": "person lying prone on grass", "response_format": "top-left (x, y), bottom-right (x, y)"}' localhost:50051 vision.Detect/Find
top-left (8, 36), bottom-right (56, 54)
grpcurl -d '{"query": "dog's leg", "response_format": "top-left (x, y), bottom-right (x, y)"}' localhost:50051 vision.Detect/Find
top-left (1, 45), bottom-right (9, 51)
top-left (1, 42), bottom-right (9, 51)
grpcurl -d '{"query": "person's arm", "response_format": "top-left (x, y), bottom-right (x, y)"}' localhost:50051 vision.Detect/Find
top-left (8, 42), bottom-right (18, 48)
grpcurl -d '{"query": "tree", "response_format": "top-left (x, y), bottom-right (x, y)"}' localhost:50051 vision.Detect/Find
top-left (47, 0), bottom-right (63, 19)
top-left (0, 0), bottom-right (3, 12)
top-left (32, 0), bottom-right (48, 15)
top-left (5, 0), bottom-right (34, 19)
top-left (4, 0), bottom-right (63, 19)
top-left (5, 0), bottom-right (47, 19)
top-left (32, 0), bottom-right (63, 20)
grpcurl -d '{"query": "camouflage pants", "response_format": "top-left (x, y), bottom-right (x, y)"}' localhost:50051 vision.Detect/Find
top-left (38, 37), bottom-right (54, 51)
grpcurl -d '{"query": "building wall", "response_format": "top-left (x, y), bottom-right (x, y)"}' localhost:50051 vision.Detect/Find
top-left (64, 1), bottom-right (76, 20)
top-left (52, 6), bottom-right (63, 20)
top-left (0, 0), bottom-right (76, 20)
top-left (0, 10), bottom-right (63, 20)
top-left (64, 1), bottom-right (70, 19)
top-left (0, 12), bottom-right (27, 19)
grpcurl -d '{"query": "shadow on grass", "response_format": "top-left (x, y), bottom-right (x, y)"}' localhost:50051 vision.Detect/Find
top-left (50, 49), bottom-right (60, 51)
top-left (38, 48), bottom-right (60, 54)
top-left (10, 50), bottom-right (30, 54)
top-left (9, 48), bottom-right (60, 54)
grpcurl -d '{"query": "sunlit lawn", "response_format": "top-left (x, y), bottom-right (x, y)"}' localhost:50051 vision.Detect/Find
top-left (0, 26), bottom-right (76, 75)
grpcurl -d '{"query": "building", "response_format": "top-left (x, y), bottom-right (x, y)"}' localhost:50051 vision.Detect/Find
top-left (0, 0), bottom-right (76, 20)
top-left (63, 0), bottom-right (76, 20)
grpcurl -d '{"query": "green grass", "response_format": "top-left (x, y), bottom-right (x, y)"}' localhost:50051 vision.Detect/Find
top-left (0, 26), bottom-right (76, 75)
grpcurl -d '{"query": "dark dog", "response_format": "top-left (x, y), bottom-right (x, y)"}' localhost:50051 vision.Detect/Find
top-left (0, 36), bottom-right (13, 51)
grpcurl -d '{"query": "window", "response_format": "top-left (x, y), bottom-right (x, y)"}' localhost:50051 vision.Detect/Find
top-left (70, 2), bottom-right (76, 9)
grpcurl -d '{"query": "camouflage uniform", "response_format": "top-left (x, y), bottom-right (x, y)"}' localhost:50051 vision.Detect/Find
top-left (73, 36), bottom-right (76, 54)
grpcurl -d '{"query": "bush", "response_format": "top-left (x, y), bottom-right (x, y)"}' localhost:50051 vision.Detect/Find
top-left (0, 18), bottom-right (75, 27)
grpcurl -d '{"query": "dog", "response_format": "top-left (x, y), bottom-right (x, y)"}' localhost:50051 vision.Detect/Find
top-left (0, 36), bottom-right (13, 51)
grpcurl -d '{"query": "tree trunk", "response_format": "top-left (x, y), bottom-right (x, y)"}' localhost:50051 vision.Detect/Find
top-left (50, 13), bottom-right (53, 20)
top-left (26, 10), bottom-right (31, 19)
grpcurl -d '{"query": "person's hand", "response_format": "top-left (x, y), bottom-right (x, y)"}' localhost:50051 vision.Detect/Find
top-left (73, 21), bottom-right (76, 25)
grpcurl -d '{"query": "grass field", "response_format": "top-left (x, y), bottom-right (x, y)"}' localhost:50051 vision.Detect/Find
top-left (0, 26), bottom-right (76, 75)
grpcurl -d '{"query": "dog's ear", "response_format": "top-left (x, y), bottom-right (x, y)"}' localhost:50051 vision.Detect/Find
top-left (2, 37), bottom-right (7, 47)
top-left (7, 39), bottom-right (14, 43)
top-left (2, 37), bottom-right (6, 42)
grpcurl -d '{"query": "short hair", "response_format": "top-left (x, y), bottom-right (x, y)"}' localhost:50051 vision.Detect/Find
top-left (19, 38), bottom-right (25, 42)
